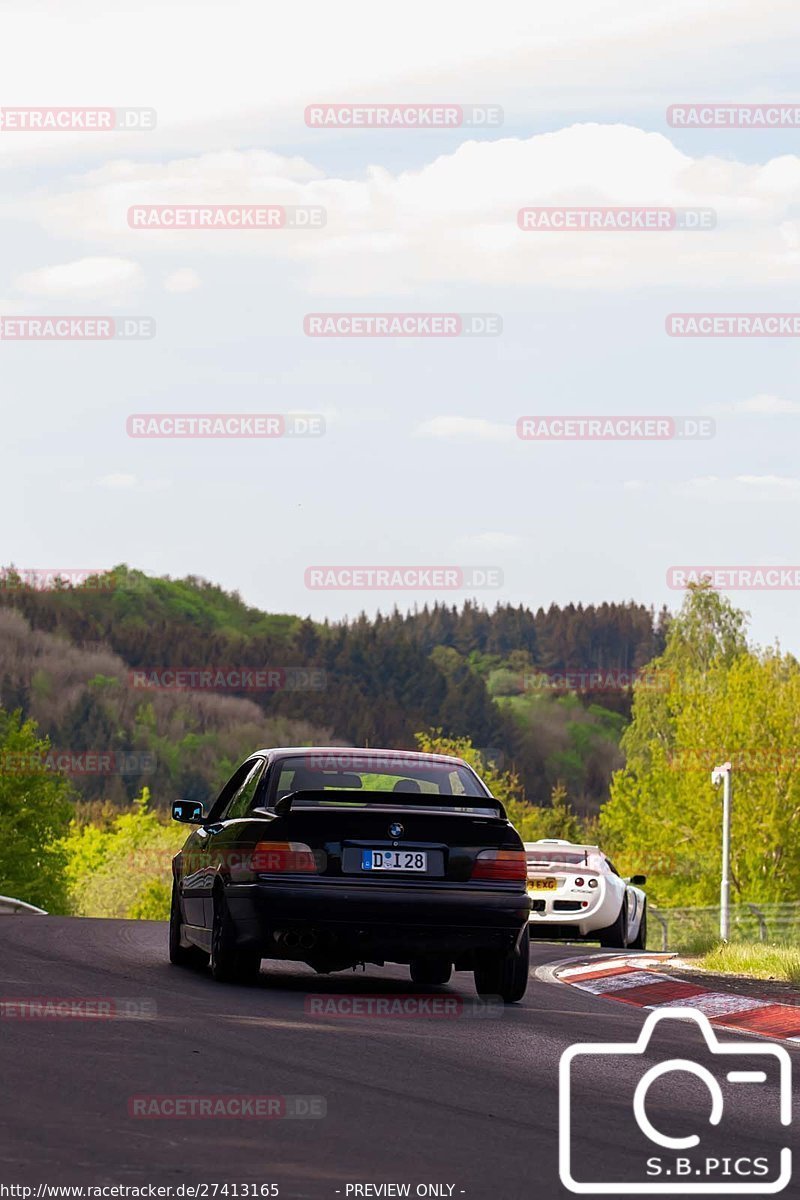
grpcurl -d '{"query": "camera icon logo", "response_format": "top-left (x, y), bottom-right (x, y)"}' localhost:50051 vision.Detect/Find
top-left (559, 1008), bottom-right (792, 1194)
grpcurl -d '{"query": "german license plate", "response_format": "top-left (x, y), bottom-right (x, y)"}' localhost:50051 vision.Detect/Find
top-left (528, 877), bottom-right (558, 891)
top-left (361, 849), bottom-right (427, 872)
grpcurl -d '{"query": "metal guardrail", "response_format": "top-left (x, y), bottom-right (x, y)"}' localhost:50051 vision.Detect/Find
top-left (0, 894), bottom-right (47, 915)
top-left (649, 902), bottom-right (800, 951)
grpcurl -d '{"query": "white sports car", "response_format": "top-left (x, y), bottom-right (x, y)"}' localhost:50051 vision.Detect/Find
top-left (524, 839), bottom-right (647, 948)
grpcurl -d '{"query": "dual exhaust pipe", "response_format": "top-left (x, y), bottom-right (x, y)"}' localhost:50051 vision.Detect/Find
top-left (274, 929), bottom-right (318, 950)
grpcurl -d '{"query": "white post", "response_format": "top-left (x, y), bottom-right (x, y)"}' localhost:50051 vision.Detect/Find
top-left (712, 762), bottom-right (732, 941)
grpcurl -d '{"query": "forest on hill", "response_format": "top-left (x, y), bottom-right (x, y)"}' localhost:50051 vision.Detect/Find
top-left (5, 580), bottom-right (799, 921)
top-left (0, 565), bottom-right (669, 811)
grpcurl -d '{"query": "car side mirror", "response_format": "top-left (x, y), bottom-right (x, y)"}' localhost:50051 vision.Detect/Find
top-left (629, 874), bottom-right (647, 886)
top-left (172, 800), bottom-right (205, 824)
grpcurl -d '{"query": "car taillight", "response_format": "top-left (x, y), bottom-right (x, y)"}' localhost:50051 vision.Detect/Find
top-left (588, 878), bottom-right (599, 889)
top-left (575, 877), bottom-right (585, 887)
top-left (471, 849), bottom-right (527, 882)
top-left (252, 842), bottom-right (318, 873)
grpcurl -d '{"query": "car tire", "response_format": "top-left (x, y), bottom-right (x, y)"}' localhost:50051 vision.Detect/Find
top-left (169, 881), bottom-right (209, 968)
top-left (628, 901), bottom-right (647, 950)
top-left (473, 927), bottom-right (530, 1004)
top-left (597, 900), bottom-right (628, 949)
top-left (210, 890), bottom-right (261, 984)
top-left (409, 957), bottom-right (452, 986)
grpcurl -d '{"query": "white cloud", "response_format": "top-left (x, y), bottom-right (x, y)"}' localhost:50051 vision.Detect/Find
top-left (14, 256), bottom-right (143, 300)
top-left (24, 125), bottom-right (800, 293)
top-left (94, 474), bottom-right (170, 492)
top-left (457, 531), bottom-right (523, 549)
top-left (415, 416), bottom-right (514, 442)
top-left (1, 1), bottom-right (798, 168)
top-left (676, 474), bottom-right (800, 502)
top-left (163, 268), bottom-right (201, 293)
top-left (95, 473), bottom-right (138, 489)
top-left (736, 474), bottom-right (800, 494)
top-left (623, 480), bottom-right (645, 492)
top-left (716, 393), bottom-right (800, 414)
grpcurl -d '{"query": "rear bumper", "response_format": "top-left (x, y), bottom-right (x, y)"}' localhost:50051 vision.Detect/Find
top-left (226, 879), bottom-right (530, 961)
top-left (527, 889), bottom-right (614, 937)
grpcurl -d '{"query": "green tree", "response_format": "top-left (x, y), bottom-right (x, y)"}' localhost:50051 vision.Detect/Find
top-left (602, 585), bottom-right (800, 905)
top-left (619, 581), bottom-right (748, 766)
top-left (62, 787), bottom-right (186, 919)
top-left (414, 728), bottom-right (526, 810)
top-left (543, 782), bottom-right (590, 843)
top-left (414, 730), bottom-right (595, 843)
top-left (0, 708), bottom-right (73, 911)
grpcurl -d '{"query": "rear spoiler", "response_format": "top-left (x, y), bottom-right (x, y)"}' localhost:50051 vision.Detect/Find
top-left (273, 789), bottom-right (507, 820)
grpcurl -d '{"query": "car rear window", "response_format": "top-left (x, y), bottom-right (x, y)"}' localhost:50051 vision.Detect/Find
top-left (271, 753), bottom-right (492, 810)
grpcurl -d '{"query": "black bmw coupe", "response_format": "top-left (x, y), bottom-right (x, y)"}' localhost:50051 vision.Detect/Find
top-left (170, 746), bottom-right (531, 1002)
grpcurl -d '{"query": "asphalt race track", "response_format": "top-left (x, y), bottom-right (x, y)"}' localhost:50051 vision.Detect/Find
top-left (0, 918), bottom-right (795, 1198)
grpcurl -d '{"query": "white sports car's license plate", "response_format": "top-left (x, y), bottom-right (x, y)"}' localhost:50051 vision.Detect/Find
top-left (361, 850), bottom-right (427, 872)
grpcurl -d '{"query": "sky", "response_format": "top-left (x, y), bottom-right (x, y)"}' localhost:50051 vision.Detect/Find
top-left (2, 0), bottom-right (800, 650)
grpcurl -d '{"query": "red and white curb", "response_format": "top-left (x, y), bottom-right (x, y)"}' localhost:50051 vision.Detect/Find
top-left (555, 953), bottom-right (800, 1042)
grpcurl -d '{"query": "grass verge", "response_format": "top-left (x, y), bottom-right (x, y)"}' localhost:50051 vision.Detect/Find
top-left (695, 941), bottom-right (800, 986)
